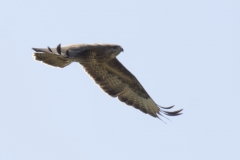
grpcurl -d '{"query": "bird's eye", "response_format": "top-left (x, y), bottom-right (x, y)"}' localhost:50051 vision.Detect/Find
top-left (112, 46), bottom-right (118, 50)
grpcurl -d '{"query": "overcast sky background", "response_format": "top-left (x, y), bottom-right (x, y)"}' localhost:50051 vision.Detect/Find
top-left (1, 0), bottom-right (240, 160)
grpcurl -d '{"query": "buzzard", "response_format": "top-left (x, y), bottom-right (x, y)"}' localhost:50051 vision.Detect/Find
top-left (33, 44), bottom-right (182, 119)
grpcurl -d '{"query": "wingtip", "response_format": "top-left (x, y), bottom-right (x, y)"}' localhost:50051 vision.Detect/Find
top-left (48, 46), bottom-right (53, 52)
top-left (32, 48), bottom-right (40, 52)
top-left (158, 105), bottom-right (183, 117)
top-left (159, 105), bottom-right (175, 109)
top-left (56, 44), bottom-right (61, 54)
top-left (162, 109), bottom-right (183, 116)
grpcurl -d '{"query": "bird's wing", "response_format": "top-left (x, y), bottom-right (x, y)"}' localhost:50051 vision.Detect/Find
top-left (33, 53), bottom-right (72, 68)
top-left (32, 44), bottom-right (72, 68)
top-left (81, 58), bottom-right (182, 118)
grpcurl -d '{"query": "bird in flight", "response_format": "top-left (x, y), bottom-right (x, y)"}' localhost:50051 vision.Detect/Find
top-left (33, 44), bottom-right (183, 120)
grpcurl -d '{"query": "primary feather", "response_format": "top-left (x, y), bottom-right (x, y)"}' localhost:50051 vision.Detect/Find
top-left (33, 43), bottom-right (183, 119)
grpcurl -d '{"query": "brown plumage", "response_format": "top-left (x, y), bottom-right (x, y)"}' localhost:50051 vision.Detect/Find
top-left (33, 43), bottom-right (183, 119)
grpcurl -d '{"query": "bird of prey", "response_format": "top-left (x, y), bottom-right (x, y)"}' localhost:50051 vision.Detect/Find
top-left (33, 44), bottom-right (183, 119)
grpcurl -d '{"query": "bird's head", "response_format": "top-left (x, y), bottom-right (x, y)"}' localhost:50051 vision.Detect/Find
top-left (105, 44), bottom-right (124, 59)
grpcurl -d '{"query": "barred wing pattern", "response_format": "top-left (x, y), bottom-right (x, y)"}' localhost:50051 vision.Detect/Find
top-left (34, 53), bottom-right (72, 68)
top-left (82, 58), bottom-right (182, 118)
top-left (33, 44), bottom-right (183, 119)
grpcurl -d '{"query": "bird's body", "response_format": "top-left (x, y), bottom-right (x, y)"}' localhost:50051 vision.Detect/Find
top-left (33, 43), bottom-right (182, 119)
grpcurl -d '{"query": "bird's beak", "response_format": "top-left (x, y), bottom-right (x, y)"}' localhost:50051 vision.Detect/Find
top-left (121, 47), bottom-right (124, 52)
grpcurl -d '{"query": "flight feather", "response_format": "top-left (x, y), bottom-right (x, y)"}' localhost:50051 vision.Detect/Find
top-left (33, 43), bottom-right (183, 119)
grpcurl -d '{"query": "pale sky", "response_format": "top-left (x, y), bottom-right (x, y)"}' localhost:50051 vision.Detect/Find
top-left (1, 0), bottom-right (240, 160)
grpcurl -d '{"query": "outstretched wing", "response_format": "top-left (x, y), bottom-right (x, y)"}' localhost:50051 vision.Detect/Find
top-left (81, 58), bottom-right (182, 118)
top-left (32, 43), bottom-right (183, 119)
top-left (34, 53), bottom-right (72, 68)
top-left (33, 44), bottom-right (72, 68)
